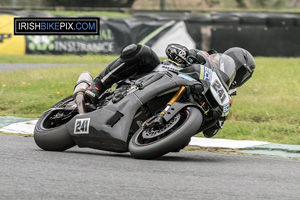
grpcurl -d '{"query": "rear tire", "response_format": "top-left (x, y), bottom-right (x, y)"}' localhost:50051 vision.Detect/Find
top-left (129, 107), bottom-right (202, 159)
top-left (34, 96), bottom-right (76, 151)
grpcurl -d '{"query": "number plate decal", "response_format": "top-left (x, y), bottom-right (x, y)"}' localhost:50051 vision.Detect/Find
top-left (74, 118), bottom-right (90, 134)
top-left (212, 80), bottom-right (226, 103)
top-left (210, 72), bottom-right (230, 106)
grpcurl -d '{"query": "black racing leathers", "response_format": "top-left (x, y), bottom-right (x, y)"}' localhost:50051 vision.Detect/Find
top-left (84, 44), bottom-right (160, 103)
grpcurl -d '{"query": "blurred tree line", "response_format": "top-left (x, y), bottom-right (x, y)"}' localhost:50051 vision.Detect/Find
top-left (0, 0), bottom-right (135, 7)
top-left (0, 0), bottom-right (298, 10)
top-left (134, 0), bottom-right (299, 10)
top-left (232, 0), bottom-right (290, 8)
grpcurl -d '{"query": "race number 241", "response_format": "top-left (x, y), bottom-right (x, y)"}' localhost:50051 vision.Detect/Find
top-left (74, 118), bottom-right (90, 134)
top-left (212, 80), bottom-right (226, 103)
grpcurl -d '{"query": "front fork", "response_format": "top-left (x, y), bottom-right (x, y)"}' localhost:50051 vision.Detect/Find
top-left (143, 86), bottom-right (187, 128)
top-left (162, 86), bottom-right (187, 115)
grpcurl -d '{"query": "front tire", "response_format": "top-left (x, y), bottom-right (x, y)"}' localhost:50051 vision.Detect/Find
top-left (34, 96), bottom-right (76, 151)
top-left (129, 107), bottom-right (202, 159)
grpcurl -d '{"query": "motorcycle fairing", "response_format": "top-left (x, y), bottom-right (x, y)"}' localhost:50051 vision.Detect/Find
top-left (66, 71), bottom-right (197, 152)
top-left (67, 94), bottom-right (140, 152)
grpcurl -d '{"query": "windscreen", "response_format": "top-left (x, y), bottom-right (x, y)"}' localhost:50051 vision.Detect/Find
top-left (214, 54), bottom-right (236, 88)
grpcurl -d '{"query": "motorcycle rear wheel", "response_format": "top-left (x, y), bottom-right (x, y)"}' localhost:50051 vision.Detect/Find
top-left (129, 107), bottom-right (202, 159)
top-left (34, 96), bottom-right (76, 151)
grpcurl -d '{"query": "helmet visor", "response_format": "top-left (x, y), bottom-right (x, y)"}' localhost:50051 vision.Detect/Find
top-left (235, 66), bottom-right (252, 87)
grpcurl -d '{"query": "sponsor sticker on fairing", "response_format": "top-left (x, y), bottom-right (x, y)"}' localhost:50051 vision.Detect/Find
top-left (203, 67), bottom-right (212, 82)
top-left (161, 65), bottom-right (179, 72)
top-left (178, 73), bottom-right (197, 81)
top-left (222, 103), bottom-right (230, 116)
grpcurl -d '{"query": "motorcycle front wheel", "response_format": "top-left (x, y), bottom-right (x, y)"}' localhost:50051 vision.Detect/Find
top-left (129, 107), bottom-right (202, 159)
top-left (34, 96), bottom-right (76, 151)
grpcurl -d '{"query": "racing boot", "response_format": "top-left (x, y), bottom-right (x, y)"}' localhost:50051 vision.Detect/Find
top-left (203, 121), bottom-right (224, 138)
top-left (84, 77), bottom-right (106, 104)
top-left (203, 127), bottom-right (219, 138)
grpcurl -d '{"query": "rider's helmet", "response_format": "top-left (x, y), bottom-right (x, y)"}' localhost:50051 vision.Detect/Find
top-left (165, 44), bottom-right (189, 64)
top-left (223, 47), bottom-right (255, 89)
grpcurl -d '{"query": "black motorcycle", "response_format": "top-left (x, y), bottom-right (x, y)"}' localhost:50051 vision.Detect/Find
top-left (34, 59), bottom-right (235, 159)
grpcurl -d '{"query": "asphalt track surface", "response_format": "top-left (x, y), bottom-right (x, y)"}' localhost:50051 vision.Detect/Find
top-left (1, 134), bottom-right (300, 200)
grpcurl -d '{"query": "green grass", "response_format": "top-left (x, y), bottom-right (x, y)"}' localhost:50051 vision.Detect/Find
top-left (0, 64), bottom-right (105, 118)
top-left (0, 54), bottom-right (118, 64)
top-left (46, 10), bottom-right (131, 18)
top-left (1, 55), bottom-right (300, 144)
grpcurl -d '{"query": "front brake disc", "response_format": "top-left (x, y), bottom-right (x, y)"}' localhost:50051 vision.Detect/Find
top-left (142, 113), bottom-right (181, 139)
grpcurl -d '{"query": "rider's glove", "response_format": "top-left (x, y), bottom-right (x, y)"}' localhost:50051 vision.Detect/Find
top-left (165, 44), bottom-right (189, 64)
top-left (165, 44), bottom-right (206, 65)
